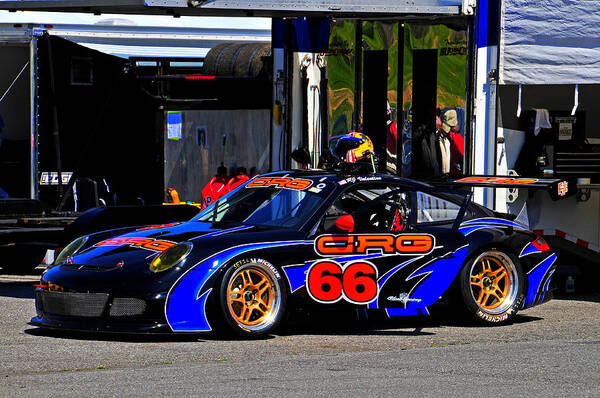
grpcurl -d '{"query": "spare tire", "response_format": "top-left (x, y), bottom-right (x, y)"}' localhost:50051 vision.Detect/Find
top-left (203, 42), bottom-right (271, 77)
top-left (201, 42), bottom-right (231, 76)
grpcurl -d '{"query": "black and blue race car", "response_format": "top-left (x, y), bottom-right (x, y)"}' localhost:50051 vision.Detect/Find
top-left (32, 171), bottom-right (562, 336)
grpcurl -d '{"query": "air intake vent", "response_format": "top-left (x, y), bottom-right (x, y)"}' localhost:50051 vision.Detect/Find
top-left (109, 297), bottom-right (147, 317)
top-left (37, 291), bottom-right (108, 317)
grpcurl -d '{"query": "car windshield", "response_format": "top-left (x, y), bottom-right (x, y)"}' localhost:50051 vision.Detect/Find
top-left (192, 177), bottom-right (333, 229)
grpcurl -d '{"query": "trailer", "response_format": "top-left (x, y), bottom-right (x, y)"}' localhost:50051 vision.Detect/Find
top-left (0, 13), bottom-right (271, 271)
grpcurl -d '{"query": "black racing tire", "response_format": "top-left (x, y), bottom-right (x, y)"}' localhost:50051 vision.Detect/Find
top-left (218, 258), bottom-right (287, 337)
top-left (202, 42), bottom-right (230, 75)
top-left (0, 246), bottom-right (46, 274)
top-left (459, 249), bottom-right (525, 325)
top-left (215, 43), bottom-right (248, 76)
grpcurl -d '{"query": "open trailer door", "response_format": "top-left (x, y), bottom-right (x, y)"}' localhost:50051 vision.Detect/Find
top-left (0, 39), bottom-right (33, 199)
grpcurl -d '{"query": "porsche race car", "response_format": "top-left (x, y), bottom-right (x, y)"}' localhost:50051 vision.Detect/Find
top-left (32, 171), bottom-right (562, 336)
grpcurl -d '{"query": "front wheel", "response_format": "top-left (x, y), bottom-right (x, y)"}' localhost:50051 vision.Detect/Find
top-left (219, 258), bottom-right (287, 336)
top-left (459, 250), bottom-right (525, 325)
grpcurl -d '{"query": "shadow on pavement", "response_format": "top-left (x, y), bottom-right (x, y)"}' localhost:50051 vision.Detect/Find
top-left (0, 281), bottom-right (36, 299)
top-left (281, 310), bottom-right (543, 336)
top-left (23, 310), bottom-right (546, 343)
top-left (24, 327), bottom-right (214, 343)
top-left (554, 293), bottom-right (600, 303)
top-left (22, 312), bottom-right (545, 342)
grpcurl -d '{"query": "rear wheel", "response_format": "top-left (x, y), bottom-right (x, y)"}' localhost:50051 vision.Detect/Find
top-left (219, 258), bottom-right (286, 336)
top-left (459, 250), bottom-right (525, 325)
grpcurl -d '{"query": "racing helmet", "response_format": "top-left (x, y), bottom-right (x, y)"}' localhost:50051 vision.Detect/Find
top-left (329, 132), bottom-right (375, 163)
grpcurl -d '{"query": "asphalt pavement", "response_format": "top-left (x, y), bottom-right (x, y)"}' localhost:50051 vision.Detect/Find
top-left (1, 269), bottom-right (599, 397)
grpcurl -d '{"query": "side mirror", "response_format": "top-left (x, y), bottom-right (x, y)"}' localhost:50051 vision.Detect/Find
top-left (335, 214), bottom-right (354, 232)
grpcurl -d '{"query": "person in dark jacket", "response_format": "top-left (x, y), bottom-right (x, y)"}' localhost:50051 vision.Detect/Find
top-left (414, 122), bottom-right (441, 178)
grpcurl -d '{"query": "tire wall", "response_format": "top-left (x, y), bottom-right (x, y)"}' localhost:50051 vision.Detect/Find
top-left (203, 42), bottom-right (271, 77)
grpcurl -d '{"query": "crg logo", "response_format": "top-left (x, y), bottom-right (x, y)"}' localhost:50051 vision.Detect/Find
top-left (95, 237), bottom-right (176, 252)
top-left (247, 177), bottom-right (313, 190)
top-left (315, 234), bottom-right (435, 256)
top-left (456, 177), bottom-right (538, 184)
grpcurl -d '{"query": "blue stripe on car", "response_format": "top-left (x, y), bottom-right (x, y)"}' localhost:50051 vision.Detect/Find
top-left (383, 246), bottom-right (468, 316)
top-left (519, 242), bottom-right (540, 257)
top-left (524, 253), bottom-right (557, 308)
top-left (165, 240), bottom-right (312, 332)
top-left (459, 218), bottom-right (529, 236)
top-left (367, 256), bottom-right (423, 309)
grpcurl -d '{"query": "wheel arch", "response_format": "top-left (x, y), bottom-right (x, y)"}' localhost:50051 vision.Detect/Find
top-left (444, 238), bottom-right (528, 307)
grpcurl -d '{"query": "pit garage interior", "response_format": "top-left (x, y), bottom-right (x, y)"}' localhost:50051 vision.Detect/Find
top-left (0, 19), bottom-right (272, 210)
top-left (1, 1), bottom-right (475, 211)
top-left (276, 17), bottom-right (472, 180)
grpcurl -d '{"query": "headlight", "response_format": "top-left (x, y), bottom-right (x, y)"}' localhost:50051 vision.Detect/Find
top-left (149, 242), bottom-right (192, 273)
top-left (55, 236), bottom-right (88, 265)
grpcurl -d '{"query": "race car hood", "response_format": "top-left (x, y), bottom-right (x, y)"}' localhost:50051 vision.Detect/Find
top-left (42, 222), bottom-right (304, 293)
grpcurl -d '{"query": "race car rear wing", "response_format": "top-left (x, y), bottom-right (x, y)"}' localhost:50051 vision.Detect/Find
top-left (439, 176), bottom-right (575, 201)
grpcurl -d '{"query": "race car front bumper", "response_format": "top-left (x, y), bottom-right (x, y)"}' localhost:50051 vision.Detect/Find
top-left (31, 289), bottom-right (172, 334)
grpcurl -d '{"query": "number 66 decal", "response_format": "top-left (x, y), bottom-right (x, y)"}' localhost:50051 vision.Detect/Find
top-left (306, 260), bottom-right (378, 304)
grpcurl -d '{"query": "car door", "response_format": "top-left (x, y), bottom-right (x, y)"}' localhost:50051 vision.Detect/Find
top-left (306, 183), bottom-right (470, 316)
top-left (369, 189), bottom-right (470, 316)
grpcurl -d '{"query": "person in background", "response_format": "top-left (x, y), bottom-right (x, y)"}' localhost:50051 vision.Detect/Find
top-left (440, 109), bottom-right (464, 175)
top-left (386, 101), bottom-right (398, 160)
top-left (413, 112), bottom-right (442, 178)
top-left (225, 167), bottom-right (250, 193)
top-left (200, 165), bottom-right (231, 209)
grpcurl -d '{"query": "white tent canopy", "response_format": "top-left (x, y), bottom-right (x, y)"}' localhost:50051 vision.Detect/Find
top-left (0, 0), bottom-right (464, 17)
top-left (0, 11), bottom-right (270, 59)
top-left (500, 0), bottom-right (600, 85)
top-left (46, 25), bottom-right (270, 58)
top-left (0, 10), bottom-right (271, 29)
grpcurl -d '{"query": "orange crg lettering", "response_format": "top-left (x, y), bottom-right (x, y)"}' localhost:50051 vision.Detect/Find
top-left (247, 177), bottom-right (313, 190)
top-left (315, 234), bottom-right (435, 256)
top-left (356, 235), bottom-right (395, 254)
top-left (511, 178), bottom-right (537, 184)
top-left (395, 235), bottom-right (434, 253)
top-left (269, 178), bottom-right (292, 188)
top-left (125, 238), bottom-right (153, 247)
top-left (247, 178), bottom-right (271, 187)
top-left (286, 179), bottom-right (312, 190)
top-left (143, 241), bottom-right (176, 251)
top-left (94, 237), bottom-right (176, 252)
top-left (456, 177), bottom-right (488, 183)
top-left (95, 238), bottom-right (127, 246)
top-left (316, 236), bottom-right (355, 254)
top-left (457, 177), bottom-right (537, 185)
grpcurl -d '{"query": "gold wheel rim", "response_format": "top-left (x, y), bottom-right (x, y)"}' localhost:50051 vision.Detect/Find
top-left (227, 267), bottom-right (275, 327)
top-left (469, 254), bottom-right (512, 311)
